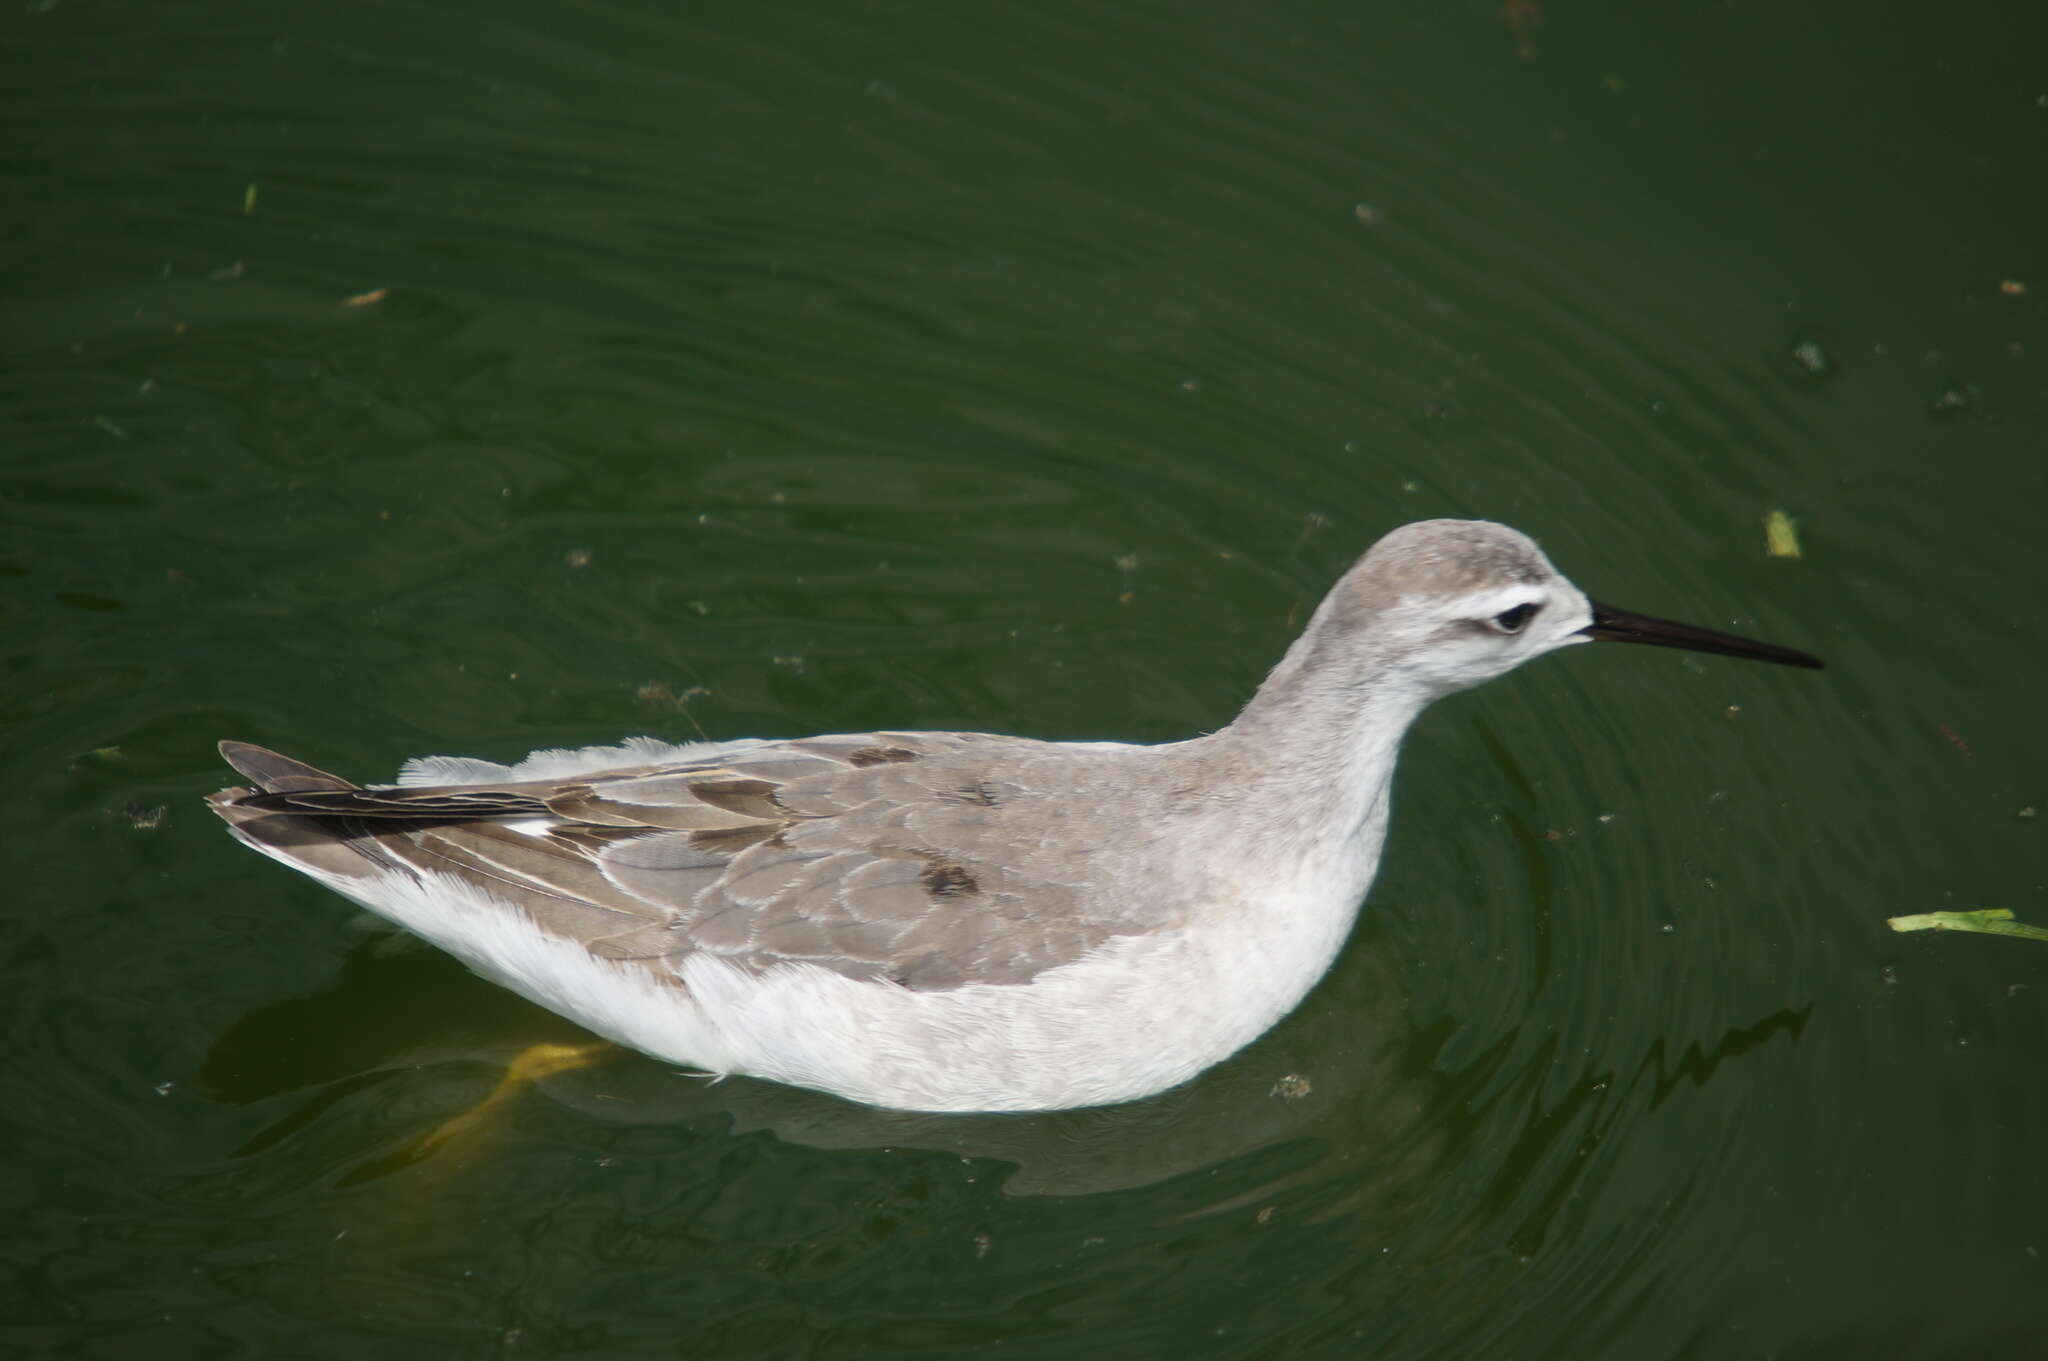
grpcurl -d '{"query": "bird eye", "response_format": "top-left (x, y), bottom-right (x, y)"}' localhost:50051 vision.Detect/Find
top-left (1491, 603), bottom-right (1538, 634)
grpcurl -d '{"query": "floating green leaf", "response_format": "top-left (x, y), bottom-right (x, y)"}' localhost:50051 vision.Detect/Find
top-left (1886, 908), bottom-right (2048, 943)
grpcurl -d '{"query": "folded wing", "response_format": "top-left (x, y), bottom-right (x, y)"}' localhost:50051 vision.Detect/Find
top-left (210, 733), bottom-right (1110, 991)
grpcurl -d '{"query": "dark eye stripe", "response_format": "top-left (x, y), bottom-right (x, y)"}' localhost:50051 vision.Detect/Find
top-left (1492, 603), bottom-right (1538, 633)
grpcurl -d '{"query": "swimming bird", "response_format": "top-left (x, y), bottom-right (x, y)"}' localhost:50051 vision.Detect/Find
top-left (210, 519), bottom-right (1822, 1114)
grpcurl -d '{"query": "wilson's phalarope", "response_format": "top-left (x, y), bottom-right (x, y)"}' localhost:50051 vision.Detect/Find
top-left (211, 519), bottom-right (1822, 1113)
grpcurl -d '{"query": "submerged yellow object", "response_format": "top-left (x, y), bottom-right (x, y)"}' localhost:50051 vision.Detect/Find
top-left (343, 1042), bottom-right (614, 1184)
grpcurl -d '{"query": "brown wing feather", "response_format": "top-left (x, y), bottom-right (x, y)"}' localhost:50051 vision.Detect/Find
top-left (213, 733), bottom-right (1118, 991)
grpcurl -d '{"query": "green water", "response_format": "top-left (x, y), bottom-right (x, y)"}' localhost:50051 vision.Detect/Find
top-left (5, 0), bottom-right (2044, 1356)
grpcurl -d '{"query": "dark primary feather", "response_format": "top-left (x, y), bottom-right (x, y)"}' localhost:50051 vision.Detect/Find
top-left (235, 786), bottom-right (555, 819)
top-left (211, 733), bottom-right (1126, 991)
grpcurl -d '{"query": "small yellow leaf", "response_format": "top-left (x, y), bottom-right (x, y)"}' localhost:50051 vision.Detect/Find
top-left (1764, 510), bottom-right (1802, 559)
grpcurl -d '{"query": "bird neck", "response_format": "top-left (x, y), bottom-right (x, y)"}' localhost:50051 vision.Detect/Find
top-left (1200, 628), bottom-right (1433, 851)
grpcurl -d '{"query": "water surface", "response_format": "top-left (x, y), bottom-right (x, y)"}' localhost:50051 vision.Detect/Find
top-left (4, 0), bottom-right (2044, 1356)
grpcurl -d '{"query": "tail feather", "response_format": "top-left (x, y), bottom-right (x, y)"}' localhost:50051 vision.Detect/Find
top-left (218, 740), bottom-right (356, 794)
top-left (210, 741), bottom-right (396, 883)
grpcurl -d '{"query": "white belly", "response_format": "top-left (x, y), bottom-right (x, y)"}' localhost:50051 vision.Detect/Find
top-left (270, 843), bottom-right (1364, 1112)
top-left (674, 888), bottom-right (1362, 1111)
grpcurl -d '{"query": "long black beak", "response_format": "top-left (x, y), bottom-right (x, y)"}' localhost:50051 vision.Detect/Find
top-left (1582, 601), bottom-right (1824, 670)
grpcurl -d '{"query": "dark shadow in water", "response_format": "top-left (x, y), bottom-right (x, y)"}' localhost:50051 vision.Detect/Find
top-left (202, 924), bottom-right (1810, 1212)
